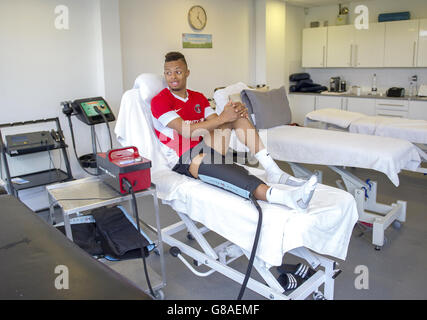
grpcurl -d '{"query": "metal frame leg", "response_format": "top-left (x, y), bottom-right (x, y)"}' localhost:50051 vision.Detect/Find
top-left (161, 211), bottom-right (339, 300)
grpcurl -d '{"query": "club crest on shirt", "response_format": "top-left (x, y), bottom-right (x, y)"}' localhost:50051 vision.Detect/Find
top-left (194, 104), bottom-right (201, 113)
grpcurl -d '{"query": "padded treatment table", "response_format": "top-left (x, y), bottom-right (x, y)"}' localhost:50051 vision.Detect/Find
top-left (0, 195), bottom-right (151, 300)
top-left (304, 108), bottom-right (427, 167)
top-left (113, 74), bottom-right (360, 300)
top-left (214, 84), bottom-right (420, 250)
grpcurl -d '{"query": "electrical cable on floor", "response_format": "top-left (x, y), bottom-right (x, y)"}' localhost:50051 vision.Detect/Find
top-left (237, 194), bottom-right (263, 300)
top-left (122, 177), bottom-right (156, 298)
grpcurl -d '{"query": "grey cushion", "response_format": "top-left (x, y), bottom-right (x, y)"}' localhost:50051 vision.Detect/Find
top-left (240, 86), bottom-right (292, 129)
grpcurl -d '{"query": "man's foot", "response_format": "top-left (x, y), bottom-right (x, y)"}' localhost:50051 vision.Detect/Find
top-left (266, 174), bottom-right (318, 212)
top-left (266, 170), bottom-right (312, 187)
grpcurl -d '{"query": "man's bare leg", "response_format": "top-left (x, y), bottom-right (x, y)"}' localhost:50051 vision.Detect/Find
top-left (188, 118), bottom-right (317, 211)
top-left (231, 117), bottom-right (319, 187)
top-left (188, 121), bottom-right (269, 201)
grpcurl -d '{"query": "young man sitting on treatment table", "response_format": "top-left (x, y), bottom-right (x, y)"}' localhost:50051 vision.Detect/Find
top-left (151, 51), bottom-right (318, 212)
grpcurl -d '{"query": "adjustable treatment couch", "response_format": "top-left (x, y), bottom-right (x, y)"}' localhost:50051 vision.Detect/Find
top-left (114, 74), bottom-right (359, 300)
top-left (213, 83), bottom-right (422, 250)
top-left (304, 108), bottom-right (427, 174)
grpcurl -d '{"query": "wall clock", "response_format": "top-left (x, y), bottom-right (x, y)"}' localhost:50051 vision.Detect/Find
top-left (188, 5), bottom-right (207, 30)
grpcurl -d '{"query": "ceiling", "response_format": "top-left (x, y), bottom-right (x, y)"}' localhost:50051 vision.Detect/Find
top-left (284, 0), bottom-right (356, 7)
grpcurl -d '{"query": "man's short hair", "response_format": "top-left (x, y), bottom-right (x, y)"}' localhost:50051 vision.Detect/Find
top-left (165, 51), bottom-right (187, 67)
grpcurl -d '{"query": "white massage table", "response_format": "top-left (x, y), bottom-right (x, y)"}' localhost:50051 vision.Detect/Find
top-left (305, 108), bottom-right (427, 174)
top-left (214, 83), bottom-right (422, 250)
top-left (114, 74), bottom-right (359, 300)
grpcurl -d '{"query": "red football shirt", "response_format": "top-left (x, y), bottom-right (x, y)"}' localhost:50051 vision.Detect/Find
top-left (151, 88), bottom-right (215, 167)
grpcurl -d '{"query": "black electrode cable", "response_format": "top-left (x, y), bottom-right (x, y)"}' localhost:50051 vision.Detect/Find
top-left (65, 114), bottom-right (99, 176)
top-left (237, 194), bottom-right (263, 300)
top-left (93, 106), bottom-right (113, 150)
top-left (122, 178), bottom-right (156, 298)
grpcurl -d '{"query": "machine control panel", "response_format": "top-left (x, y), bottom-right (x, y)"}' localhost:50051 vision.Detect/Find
top-left (5, 130), bottom-right (63, 156)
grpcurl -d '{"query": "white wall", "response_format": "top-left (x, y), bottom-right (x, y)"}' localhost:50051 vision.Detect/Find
top-left (119, 0), bottom-right (255, 99)
top-left (304, 0), bottom-right (427, 92)
top-left (0, 0), bottom-right (300, 210)
top-left (0, 0), bottom-right (101, 122)
top-left (0, 0), bottom-right (122, 210)
top-left (254, 1), bottom-right (305, 91)
top-left (266, 0), bottom-right (286, 89)
top-left (285, 4), bottom-right (306, 91)
top-left (255, 0), bottom-right (267, 86)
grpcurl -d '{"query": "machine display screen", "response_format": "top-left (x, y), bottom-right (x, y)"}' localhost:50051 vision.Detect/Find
top-left (80, 100), bottom-right (111, 117)
top-left (10, 135), bottom-right (28, 144)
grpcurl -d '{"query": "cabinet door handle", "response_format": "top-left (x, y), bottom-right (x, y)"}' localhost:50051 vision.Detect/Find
top-left (322, 46), bottom-right (326, 67)
top-left (377, 113), bottom-right (404, 118)
top-left (349, 44), bottom-right (353, 66)
top-left (355, 45), bottom-right (359, 67)
top-left (377, 103), bottom-right (405, 107)
top-left (413, 41), bottom-right (417, 67)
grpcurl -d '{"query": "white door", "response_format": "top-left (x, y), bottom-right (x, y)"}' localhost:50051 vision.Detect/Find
top-left (409, 101), bottom-right (427, 120)
top-left (315, 96), bottom-right (343, 110)
top-left (354, 23), bottom-right (385, 67)
top-left (302, 27), bottom-right (327, 68)
top-left (384, 20), bottom-right (419, 67)
top-left (346, 97), bottom-right (376, 116)
top-left (417, 19), bottom-right (427, 67)
top-left (326, 25), bottom-right (354, 67)
top-left (288, 94), bottom-right (316, 126)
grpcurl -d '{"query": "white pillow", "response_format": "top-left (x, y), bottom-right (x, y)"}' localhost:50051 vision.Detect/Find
top-left (133, 73), bottom-right (167, 104)
top-left (213, 82), bottom-right (250, 115)
top-left (212, 82), bottom-right (252, 153)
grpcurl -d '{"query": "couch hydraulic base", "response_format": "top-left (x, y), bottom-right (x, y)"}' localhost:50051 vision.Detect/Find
top-left (161, 212), bottom-right (340, 300)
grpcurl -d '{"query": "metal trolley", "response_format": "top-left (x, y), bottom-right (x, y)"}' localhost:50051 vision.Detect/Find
top-left (46, 176), bottom-right (166, 299)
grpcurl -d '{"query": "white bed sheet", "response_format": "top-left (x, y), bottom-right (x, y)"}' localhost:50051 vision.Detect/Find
top-left (115, 86), bottom-right (359, 266)
top-left (259, 125), bottom-right (421, 187)
top-left (349, 116), bottom-right (427, 145)
top-left (306, 108), bottom-right (365, 128)
top-left (306, 108), bottom-right (427, 145)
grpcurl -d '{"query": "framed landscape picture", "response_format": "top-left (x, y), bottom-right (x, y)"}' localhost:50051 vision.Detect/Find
top-left (182, 33), bottom-right (212, 48)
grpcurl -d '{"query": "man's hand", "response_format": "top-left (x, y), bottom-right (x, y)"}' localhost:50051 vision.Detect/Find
top-left (219, 99), bottom-right (249, 124)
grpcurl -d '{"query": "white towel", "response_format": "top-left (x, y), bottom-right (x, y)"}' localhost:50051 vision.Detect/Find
top-left (213, 82), bottom-right (251, 115)
top-left (349, 116), bottom-right (427, 145)
top-left (306, 108), bottom-right (365, 128)
top-left (153, 167), bottom-right (359, 266)
top-left (115, 89), bottom-right (170, 173)
top-left (259, 125), bottom-right (421, 187)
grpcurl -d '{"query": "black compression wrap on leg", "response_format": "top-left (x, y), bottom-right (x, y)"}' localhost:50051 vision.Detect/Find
top-left (197, 162), bottom-right (264, 199)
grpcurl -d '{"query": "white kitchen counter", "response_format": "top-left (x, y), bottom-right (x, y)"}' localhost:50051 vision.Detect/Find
top-left (289, 91), bottom-right (427, 102)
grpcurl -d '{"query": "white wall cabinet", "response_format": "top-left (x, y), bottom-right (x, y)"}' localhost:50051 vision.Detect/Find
top-left (409, 100), bottom-right (427, 120)
top-left (326, 23), bottom-right (385, 68)
top-left (417, 19), bottom-right (427, 67)
top-left (353, 23), bottom-right (385, 67)
top-left (315, 96), bottom-right (343, 110)
top-left (345, 97), bottom-right (376, 115)
top-left (303, 19), bottom-right (425, 68)
top-left (302, 27), bottom-right (327, 68)
top-left (375, 99), bottom-right (409, 118)
top-left (326, 25), bottom-right (354, 67)
top-left (384, 20), bottom-right (419, 67)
